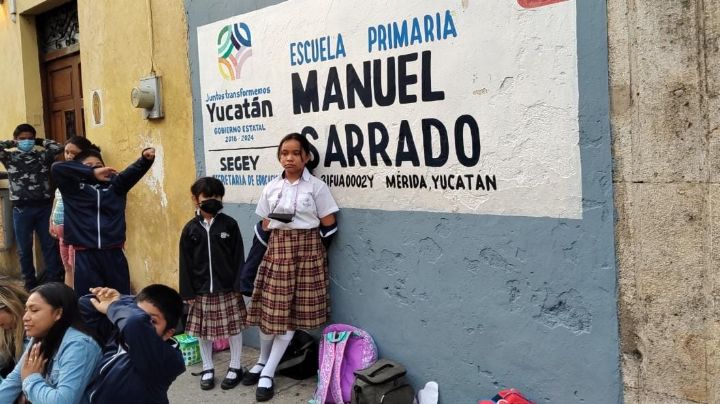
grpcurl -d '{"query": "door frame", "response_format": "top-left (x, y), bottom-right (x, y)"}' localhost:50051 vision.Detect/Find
top-left (40, 43), bottom-right (84, 143)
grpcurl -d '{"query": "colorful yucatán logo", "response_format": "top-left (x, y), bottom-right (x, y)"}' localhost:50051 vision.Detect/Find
top-left (217, 22), bottom-right (252, 80)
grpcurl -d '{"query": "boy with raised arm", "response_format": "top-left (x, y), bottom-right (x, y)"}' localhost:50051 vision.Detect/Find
top-left (51, 147), bottom-right (155, 294)
top-left (80, 284), bottom-right (186, 404)
top-left (0, 124), bottom-right (64, 290)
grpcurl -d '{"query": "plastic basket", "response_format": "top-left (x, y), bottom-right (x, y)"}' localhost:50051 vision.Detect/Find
top-left (175, 333), bottom-right (201, 366)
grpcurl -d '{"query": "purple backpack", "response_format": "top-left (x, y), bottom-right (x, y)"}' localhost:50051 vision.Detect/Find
top-left (313, 324), bottom-right (378, 404)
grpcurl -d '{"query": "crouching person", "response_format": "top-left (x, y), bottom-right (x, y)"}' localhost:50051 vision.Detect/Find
top-left (79, 285), bottom-right (185, 404)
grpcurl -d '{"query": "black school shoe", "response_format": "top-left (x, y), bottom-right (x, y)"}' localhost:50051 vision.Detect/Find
top-left (255, 376), bottom-right (274, 402)
top-left (241, 363), bottom-right (264, 386)
top-left (221, 367), bottom-right (244, 390)
top-left (200, 369), bottom-right (215, 390)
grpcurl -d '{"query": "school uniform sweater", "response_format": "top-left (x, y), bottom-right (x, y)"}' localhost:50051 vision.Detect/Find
top-left (179, 212), bottom-right (245, 300)
top-left (79, 296), bottom-right (185, 404)
top-left (236, 220), bottom-right (270, 295)
top-left (51, 153), bottom-right (153, 248)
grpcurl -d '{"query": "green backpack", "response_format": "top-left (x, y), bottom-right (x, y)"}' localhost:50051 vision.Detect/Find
top-left (351, 359), bottom-right (415, 404)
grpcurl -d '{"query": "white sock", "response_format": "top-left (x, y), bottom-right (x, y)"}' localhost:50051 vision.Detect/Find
top-left (250, 331), bottom-right (274, 374)
top-left (227, 333), bottom-right (243, 379)
top-left (258, 331), bottom-right (295, 388)
top-left (199, 339), bottom-right (214, 380)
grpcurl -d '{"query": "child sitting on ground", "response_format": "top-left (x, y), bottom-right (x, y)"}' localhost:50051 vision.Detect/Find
top-left (79, 285), bottom-right (185, 404)
top-left (51, 147), bottom-right (155, 294)
top-left (179, 177), bottom-right (247, 391)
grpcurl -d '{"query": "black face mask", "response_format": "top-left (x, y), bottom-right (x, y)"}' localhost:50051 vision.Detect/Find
top-left (199, 199), bottom-right (223, 215)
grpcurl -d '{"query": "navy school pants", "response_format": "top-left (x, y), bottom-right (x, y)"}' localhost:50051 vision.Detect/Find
top-left (73, 248), bottom-right (131, 295)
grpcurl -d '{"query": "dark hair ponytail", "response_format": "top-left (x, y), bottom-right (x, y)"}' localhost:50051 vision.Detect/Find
top-left (65, 136), bottom-right (101, 153)
top-left (277, 133), bottom-right (318, 172)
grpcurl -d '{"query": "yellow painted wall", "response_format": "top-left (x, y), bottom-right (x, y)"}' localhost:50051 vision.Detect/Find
top-left (0, 0), bottom-right (194, 286)
top-left (0, 2), bottom-right (47, 276)
top-left (77, 0), bottom-right (194, 291)
top-left (0, 3), bottom-right (45, 136)
top-left (0, 6), bottom-right (35, 139)
top-left (0, 7), bottom-right (26, 137)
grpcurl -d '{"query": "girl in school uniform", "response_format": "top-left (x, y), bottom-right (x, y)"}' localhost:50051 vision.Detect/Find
top-left (244, 133), bottom-right (339, 402)
top-left (179, 177), bottom-right (247, 391)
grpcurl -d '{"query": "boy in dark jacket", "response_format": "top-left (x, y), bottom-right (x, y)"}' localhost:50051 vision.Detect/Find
top-left (51, 147), bottom-right (154, 294)
top-left (80, 284), bottom-right (185, 404)
top-left (179, 177), bottom-right (247, 390)
top-left (0, 124), bottom-right (63, 290)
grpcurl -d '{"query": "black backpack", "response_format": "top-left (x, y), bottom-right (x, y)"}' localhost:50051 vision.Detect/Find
top-left (278, 330), bottom-right (319, 380)
top-left (351, 359), bottom-right (415, 404)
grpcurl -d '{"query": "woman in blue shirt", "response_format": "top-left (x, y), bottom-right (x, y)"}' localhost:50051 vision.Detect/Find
top-left (0, 282), bottom-right (101, 403)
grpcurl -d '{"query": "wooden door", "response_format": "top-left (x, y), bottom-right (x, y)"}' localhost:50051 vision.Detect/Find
top-left (42, 52), bottom-right (84, 143)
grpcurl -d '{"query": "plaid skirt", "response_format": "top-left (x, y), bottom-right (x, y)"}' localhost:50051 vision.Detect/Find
top-left (247, 229), bottom-right (329, 335)
top-left (186, 291), bottom-right (247, 339)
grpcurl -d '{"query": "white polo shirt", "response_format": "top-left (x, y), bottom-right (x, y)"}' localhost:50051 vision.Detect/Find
top-left (256, 168), bottom-right (339, 230)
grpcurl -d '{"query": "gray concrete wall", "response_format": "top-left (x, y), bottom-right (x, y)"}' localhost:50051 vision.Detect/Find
top-left (184, 1), bottom-right (621, 402)
top-left (609, 0), bottom-right (720, 403)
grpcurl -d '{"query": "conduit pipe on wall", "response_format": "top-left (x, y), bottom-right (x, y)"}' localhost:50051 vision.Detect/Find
top-left (9, 0), bottom-right (16, 22)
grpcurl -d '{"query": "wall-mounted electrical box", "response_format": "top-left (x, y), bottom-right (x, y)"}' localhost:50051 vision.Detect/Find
top-left (130, 75), bottom-right (163, 119)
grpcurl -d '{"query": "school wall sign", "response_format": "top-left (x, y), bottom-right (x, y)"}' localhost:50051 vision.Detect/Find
top-left (196, 0), bottom-right (581, 218)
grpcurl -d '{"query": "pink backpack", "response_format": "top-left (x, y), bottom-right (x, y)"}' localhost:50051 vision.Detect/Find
top-left (213, 338), bottom-right (229, 352)
top-left (313, 324), bottom-right (378, 404)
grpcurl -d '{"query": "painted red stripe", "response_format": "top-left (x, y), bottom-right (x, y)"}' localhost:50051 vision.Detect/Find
top-left (518, 0), bottom-right (568, 8)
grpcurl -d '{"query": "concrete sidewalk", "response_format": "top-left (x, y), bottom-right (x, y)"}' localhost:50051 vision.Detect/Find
top-left (168, 347), bottom-right (316, 404)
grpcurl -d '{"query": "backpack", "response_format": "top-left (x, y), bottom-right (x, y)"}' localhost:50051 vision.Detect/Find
top-left (351, 359), bottom-right (415, 404)
top-left (479, 388), bottom-right (534, 404)
top-left (277, 330), bottom-right (318, 380)
top-left (212, 338), bottom-right (229, 352)
top-left (313, 324), bottom-right (378, 404)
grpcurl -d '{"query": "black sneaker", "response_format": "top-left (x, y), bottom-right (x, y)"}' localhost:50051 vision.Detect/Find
top-left (221, 367), bottom-right (243, 390)
top-left (255, 376), bottom-right (274, 402)
top-left (200, 369), bottom-right (215, 390)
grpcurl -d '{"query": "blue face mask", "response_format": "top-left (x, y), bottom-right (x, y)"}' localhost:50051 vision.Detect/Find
top-left (17, 139), bottom-right (35, 152)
